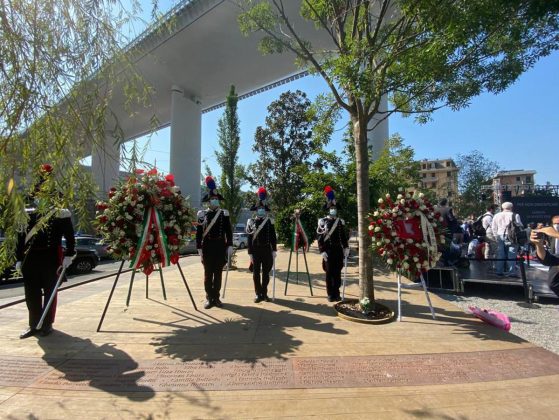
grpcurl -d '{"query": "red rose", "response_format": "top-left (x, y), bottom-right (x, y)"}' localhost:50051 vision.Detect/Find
top-left (147, 168), bottom-right (158, 175)
top-left (170, 253), bottom-right (179, 264)
top-left (135, 169), bottom-right (145, 175)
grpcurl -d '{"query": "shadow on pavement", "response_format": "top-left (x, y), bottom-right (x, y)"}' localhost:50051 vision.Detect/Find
top-left (37, 330), bottom-right (155, 401)
top-left (152, 302), bottom-right (348, 364)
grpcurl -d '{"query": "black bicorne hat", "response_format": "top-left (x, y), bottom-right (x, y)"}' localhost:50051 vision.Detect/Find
top-left (323, 185), bottom-right (340, 210)
top-left (250, 186), bottom-right (271, 211)
top-left (202, 176), bottom-right (224, 202)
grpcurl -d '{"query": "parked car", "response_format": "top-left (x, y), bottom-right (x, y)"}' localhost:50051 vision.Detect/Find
top-left (74, 236), bottom-right (110, 259)
top-left (1, 245), bottom-right (99, 282)
top-left (62, 239), bottom-right (100, 275)
top-left (234, 223), bottom-right (246, 233)
top-left (179, 237), bottom-right (197, 255)
top-left (233, 233), bottom-right (249, 249)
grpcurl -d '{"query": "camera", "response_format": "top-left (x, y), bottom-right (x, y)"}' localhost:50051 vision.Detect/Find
top-left (534, 232), bottom-right (545, 240)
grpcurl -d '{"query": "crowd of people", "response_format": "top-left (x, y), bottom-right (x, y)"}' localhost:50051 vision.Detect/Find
top-left (436, 197), bottom-right (559, 297)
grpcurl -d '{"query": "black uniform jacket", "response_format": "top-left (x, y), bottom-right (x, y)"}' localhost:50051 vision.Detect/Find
top-left (247, 217), bottom-right (277, 254)
top-left (196, 208), bottom-right (233, 248)
top-left (317, 216), bottom-right (349, 253)
top-left (16, 208), bottom-right (76, 261)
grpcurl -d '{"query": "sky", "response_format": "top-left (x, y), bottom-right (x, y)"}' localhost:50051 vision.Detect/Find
top-left (128, 1), bottom-right (559, 187)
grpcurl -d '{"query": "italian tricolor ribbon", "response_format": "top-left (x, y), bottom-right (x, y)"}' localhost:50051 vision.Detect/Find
top-left (292, 218), bottom-right (309, 252)
top-left (130, 207), bottom-right (171, 274)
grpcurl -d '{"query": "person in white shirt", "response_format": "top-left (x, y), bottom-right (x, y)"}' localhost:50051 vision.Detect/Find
top-left (491, 202), bottom-right (523, 276)
top-left (547, 215), bottom-right (559, 256)
top-left (481, 204), bottom-right (497, 261)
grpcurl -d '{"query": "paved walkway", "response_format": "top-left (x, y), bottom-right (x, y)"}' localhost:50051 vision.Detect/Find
top-left (0, 247), bottom-right (558, 419)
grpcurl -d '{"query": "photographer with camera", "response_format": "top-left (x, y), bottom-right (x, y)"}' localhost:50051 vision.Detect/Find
top-left (530, 227), bottom-right (559, 298)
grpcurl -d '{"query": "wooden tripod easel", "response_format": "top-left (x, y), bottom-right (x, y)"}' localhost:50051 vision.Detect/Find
top-left (97, 260), bottom-right (197, 332)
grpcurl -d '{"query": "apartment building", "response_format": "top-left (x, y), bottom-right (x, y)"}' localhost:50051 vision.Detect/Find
top-left (418, 158), bottom-right (459, 199)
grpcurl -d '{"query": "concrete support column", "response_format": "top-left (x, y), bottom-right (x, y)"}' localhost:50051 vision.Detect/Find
top-left (92, 137), bottom-right (121, 198)
top-left (367, 94), bottom-right (390, 161)
top-left (170, 85), bottom-right (202, 209)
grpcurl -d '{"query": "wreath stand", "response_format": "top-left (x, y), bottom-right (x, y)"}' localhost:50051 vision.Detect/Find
top-left (284, 218), bottom-right (313, 296)
top-left (96, 260), bottom-right (198, 332)
top-left (396, 271), bottom-right (436, 322)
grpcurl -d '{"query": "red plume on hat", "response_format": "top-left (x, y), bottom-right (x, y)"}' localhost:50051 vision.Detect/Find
top-left (257, 186), bottom-right (267, 201)
top-left (40, 163), bottom-right (53, 174)
top-left (205, 176), bottom-right (216, 192)
top-left (251, 186), bottom-right (270, 211)
top-left (324, 185), bottom-right (337, 209)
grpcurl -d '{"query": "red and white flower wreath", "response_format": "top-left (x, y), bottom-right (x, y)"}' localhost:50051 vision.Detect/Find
top-left (96, 169), bottom-right (195, 275)
top-left (369, 190), bottom-right (444, 277)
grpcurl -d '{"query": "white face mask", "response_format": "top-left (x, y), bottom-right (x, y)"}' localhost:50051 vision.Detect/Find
top-left (209, 199), bottom-right (219, 208)
top-left (329, 208), bottom-right (337, 217)
top-left (257, 208), bottom-right (266, 217)
top-left (554, 223), bottom-right (559, 231)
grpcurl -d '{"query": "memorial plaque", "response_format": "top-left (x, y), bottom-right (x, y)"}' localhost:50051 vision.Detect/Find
top-left (12, 347), bottom-right (559, 392)
top-left (0, 357), bottom-right (56, 387)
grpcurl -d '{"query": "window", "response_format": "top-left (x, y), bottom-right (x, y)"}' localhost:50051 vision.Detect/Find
top-left (431, 182), bottom-right (437, 188)
top-left (422, 173), bottom-right (426, 178)
top-left (516, 176), bottom-right (521, 181)
top-left (526, 176), bottom-right (531, 183)
top-left (447, 171), bottom-right (451, 177)
top-left (431, 173), bottom-right (435, 178)
top-left (422, 164), bottom-right (426, 169)
top-left (446, 161), bottom-right (451, 167)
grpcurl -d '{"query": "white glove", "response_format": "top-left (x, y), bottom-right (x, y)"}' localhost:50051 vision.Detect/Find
top-left (198, 249), bottom-right (203, 263)
top-left (249, 254), bottom-right (254, 263)
top-left (344, 248), bottom-right (350, 258)
top-left (321, 252), bottom-right (328, 261)
top-left (15, 261), bottom-right (22, 271)
top-left (62, 256), bottom-right (74, 269)
top-left (227, 246), bottom-right (233, 258)
top-left (272, 251), bottom-right (277, 259)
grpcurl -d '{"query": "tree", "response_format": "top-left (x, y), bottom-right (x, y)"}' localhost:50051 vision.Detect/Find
top-left (0, 1), bottom-right (158, 269)
top-left (455, 150), bottom-right (500, 217)
top-left (247, 90), bottom-right (318, 210)
top-left (238, 0), bottom-right (559, 301)
top-left (215, 85), bottom-right (244, 225)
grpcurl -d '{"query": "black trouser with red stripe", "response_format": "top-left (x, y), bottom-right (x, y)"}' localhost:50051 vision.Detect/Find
top-left (22, 250), bottom-right (59, 329)
top-left (202, 239), bottom-right (226, 301)
top-left (252, 246), bottom-right (273, 298)
top-left (325, 246), bottom-right (344, 298)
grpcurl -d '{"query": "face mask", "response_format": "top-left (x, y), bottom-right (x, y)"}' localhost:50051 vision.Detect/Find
top-left (329, 208), bottom-right (337, 217)
top-left (554, 224), bottom-right (559, 231)
top-left (257, 208), bottom-right (266, 217)
top-left (209, 199), bottom-right (219, 208)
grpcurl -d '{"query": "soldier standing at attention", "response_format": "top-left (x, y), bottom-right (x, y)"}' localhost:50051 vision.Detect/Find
top-left (316, 186), bottom-right (349, 302)
top-left (246, 187), bottom-right (277, 302)
top-left (16, 164), bottom-right (76, 339)
top-left (196, 176), bottom-right (233, 309)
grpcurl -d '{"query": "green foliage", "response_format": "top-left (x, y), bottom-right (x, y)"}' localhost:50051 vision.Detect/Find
top-left (455, 150), bottom-right (500, 217)
top-left (238, 0), bottom-right (559, 300)
top-left (247, 90), bottom-right (319, 210)
top-left (0, 1), bottom-right (159, 270)
top-left (275, 202), bottom-right (319, 248)
top-left (215, 85), bottom-right (244, 226)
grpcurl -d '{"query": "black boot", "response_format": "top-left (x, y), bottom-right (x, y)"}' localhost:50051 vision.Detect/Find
top-left (20, 327), bottom-right (37, 339)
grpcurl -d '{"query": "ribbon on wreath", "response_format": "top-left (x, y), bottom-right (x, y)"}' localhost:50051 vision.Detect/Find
top-left (292, 218), bottom-right (309, 252)
top-left (130, 207), bottom-right (171, 275)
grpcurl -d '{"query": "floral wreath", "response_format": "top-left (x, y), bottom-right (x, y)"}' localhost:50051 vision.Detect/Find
top-left (96, 168), bottom-right (195, 275)
top-left (369, 190), bottom-right (444, 278)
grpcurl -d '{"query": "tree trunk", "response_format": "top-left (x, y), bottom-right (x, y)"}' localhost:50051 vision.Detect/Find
top-left (352, 114), bottom-right (374, 301)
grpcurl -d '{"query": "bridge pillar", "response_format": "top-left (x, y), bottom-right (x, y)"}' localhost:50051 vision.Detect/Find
top-left (170, 85), bottom-right (202, 209)
top-left (92, 137), bottom-right (121, 198)
top-left (367, 94), bottom-right (389, 161)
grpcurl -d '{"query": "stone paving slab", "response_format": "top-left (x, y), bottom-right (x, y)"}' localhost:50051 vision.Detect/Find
top-left (0, 247), bottom-right (558, 418)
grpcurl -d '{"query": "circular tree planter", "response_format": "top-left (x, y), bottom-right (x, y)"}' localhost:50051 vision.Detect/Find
top-left (334, 299), bottom-right (395, 324)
